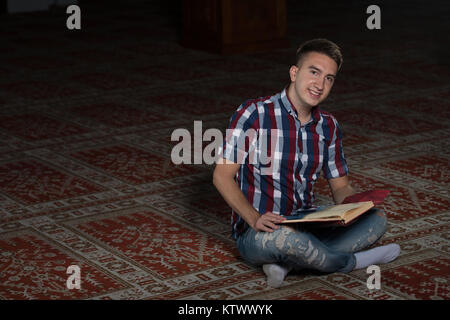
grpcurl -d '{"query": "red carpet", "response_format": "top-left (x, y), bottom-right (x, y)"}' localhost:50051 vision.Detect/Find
top-left (0, 0), bottom-right (449, 299)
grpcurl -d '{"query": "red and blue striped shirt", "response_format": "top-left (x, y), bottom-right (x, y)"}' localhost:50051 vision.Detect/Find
top-left (221, 88), bottom-right (348, 240)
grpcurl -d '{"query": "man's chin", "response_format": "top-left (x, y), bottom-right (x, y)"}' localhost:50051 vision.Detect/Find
top-left (302, 94), bottom-right (324, 107)
top-left (298, 94), bottom-right (325, 109)
top-left (305, 99), bottom-right (321, 108)
top-left (310, 96), bottom-right (327, 107)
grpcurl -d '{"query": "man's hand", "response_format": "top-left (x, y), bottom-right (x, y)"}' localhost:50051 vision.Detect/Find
top-left (253, 212), bottom-right (286, 232)
top-left (213, 159), bottom-right (286, 234)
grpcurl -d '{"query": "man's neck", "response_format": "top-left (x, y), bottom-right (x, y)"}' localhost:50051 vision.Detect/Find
top-left (287, 85), bottom-right (312, 125)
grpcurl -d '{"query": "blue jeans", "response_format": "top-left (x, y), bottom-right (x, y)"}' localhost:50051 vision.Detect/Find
top-left (235, 208), bottom-right (387, 273)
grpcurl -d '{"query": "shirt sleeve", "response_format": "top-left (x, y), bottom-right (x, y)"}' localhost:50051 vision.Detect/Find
top-left (218, 101), bottom-right (259, 165)
top-left (323, 118), bottom-right (349, 179)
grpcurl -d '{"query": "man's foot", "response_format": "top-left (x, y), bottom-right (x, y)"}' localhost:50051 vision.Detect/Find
top-left (354, 244), bottom-right (401, 270)
top-left (263, 264), bottom-right (291, 288)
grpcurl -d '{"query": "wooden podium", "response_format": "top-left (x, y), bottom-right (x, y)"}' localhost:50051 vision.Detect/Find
top-left (181, 0), bottom-right (288, 54)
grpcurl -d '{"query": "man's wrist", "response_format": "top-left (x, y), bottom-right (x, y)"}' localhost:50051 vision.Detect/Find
top-left (248, 211), bottom-right (261, 230)
top-left (334, 185), bottom-right (355, 204)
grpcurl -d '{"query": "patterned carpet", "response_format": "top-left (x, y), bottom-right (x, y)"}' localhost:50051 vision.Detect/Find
top-left (0, 0), bottom-right (449, 300)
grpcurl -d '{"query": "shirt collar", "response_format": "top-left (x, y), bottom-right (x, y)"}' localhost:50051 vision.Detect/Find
top-left (280, 87), bottom-right (321, 124)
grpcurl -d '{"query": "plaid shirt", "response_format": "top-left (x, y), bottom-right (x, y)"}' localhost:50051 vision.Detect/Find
top-left (221, 88), bottom-right (348, 240)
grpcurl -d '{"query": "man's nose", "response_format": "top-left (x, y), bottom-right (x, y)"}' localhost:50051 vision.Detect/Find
top-left (314, 78), bottom-right (324, 90)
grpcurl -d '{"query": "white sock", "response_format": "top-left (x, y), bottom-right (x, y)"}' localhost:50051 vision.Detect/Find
top-left (354, 244), bottom-right (401, 270)
top-left (262, 263), bottom-right (291, 288)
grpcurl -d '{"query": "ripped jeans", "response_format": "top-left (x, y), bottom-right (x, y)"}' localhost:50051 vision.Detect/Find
top-left (235, 208), bottom-right (387, 273)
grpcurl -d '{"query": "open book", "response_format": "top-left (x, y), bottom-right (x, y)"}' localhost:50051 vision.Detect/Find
top-left (280, 190), bottom-right (390, 226)
top-left (281, 201), bottom-right (375, 225)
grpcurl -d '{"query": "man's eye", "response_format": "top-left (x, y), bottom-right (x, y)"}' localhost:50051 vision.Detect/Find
top-left (327, 77), bottom-right (334, 82)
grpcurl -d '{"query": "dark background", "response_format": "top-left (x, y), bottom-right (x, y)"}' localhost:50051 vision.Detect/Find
top-left (1, 0), bottom-right (449, 63)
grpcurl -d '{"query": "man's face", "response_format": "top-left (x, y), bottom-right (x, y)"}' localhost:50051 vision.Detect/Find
top-left (289, 52), bottom-right (338, 109)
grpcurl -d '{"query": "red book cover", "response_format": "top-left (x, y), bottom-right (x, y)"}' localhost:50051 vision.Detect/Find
top-left (342, 190), bottom-right (390, 206)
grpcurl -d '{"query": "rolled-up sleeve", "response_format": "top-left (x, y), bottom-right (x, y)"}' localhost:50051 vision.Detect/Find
top-left (218, 101), bottom-right (259, 164)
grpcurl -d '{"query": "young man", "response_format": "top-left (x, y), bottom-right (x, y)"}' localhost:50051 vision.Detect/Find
top-left (213, 39), bottom-right (400, 288)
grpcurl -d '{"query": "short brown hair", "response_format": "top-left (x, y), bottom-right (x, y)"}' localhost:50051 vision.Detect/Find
top-left (294, 39), bottom-right (343, 71)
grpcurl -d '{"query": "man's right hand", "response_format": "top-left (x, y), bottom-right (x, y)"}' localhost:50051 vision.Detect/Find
top-left (253, 212), bottom-right (286, 232)
top-left (213, 159), bottom-right (286, 234)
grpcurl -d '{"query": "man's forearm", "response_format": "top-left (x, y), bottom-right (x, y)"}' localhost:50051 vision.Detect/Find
top-left (213, 172), bottom-right (260, 229)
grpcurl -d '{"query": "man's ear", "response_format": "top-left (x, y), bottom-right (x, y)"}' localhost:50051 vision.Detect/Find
top-left (289, 65), bottom-right (298, 82)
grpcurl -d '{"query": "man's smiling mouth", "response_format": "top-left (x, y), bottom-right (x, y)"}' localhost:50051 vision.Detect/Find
top-left (308, 89), bottom-right (322, 99)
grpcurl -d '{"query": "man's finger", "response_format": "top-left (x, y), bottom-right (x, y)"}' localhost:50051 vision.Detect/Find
top-left (268, 216), bottom-right (285, 224)
top-left (264, 212), bottom-right (286, 222)
top-left (263, 220), bottom-right (279, 230)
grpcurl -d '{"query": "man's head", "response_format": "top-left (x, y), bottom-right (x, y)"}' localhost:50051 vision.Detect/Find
top-left (288, 39), bottom-right (343, 110)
